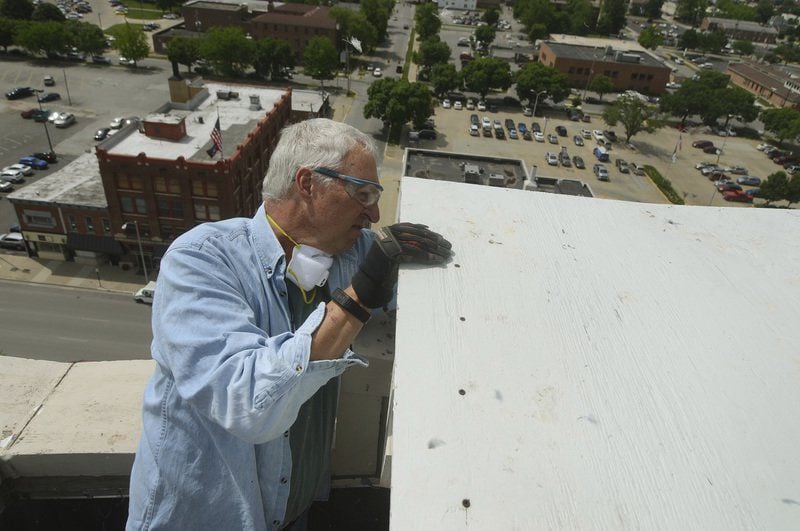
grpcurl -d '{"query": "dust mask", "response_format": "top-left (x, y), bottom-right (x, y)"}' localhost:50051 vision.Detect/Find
top-left (286, 244), bottom-right (333, 292)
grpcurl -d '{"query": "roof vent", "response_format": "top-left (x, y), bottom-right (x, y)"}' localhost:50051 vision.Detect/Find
top-left (249, 94), bottom-right (262, 111)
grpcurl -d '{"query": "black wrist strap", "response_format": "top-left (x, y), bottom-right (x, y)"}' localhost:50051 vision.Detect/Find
top-left (331, 288), bottom-right (371, 324)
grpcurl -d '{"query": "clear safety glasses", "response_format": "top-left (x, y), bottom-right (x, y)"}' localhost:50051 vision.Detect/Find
top-left (313, 166), bottom-right (383, 207)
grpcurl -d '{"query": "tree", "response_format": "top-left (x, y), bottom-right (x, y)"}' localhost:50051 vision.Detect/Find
top-left (462, 57), bottom-right (512, 99)
top-left (413, 38), bottom-right (450, 72)
top-left (701, 28), bottom-right (727, 53)
top-left (732, 40), bottom-right (755, 56)
top-left (200, 26), bottom-right (254, 76)
top-left (786, 174), bottom-right (800, 207)
top-left (774, 44), bottom-right (800, 65)
top-left (166, 36), bottom-right (202, 73)
top-left (474, 25), bottom-right (496, 50)
top-left (703, 86), bottom-right (758, 128)
top-left (330, 7), bottom-right (377, 53)
top-left (643, 0), bottom-right (664, 20)
top-left (638, 26), bottom-right (663, 50)
top-left (589, 74), bottom-right (614, 101)
top-left (514, 62), bottom-right (569, 105)
top-left (252, 38), bottom-right (293, 80)
top-left (675, 0), bottom-right (708, 26)
top-left (113, 23), bottom-right (150, 66)
top-left (16, 20), bottom-right (68, 56)
top-left (602, 95), bottom-right (663, 143)
top-left (0, 0), bottom-right (33, 20)
top-left (596, 0), bottom-right (626, 35)
top-left (67, 20), bottom-right (106, 56)
top-left (756, 0), bottom-right (774, 24)
top-left (302, 36), bottom-right (338, 87)
top-left (678, 28), bottom-right (701, 49)
top-left (363, 78), bottom-right (433, 131)
top-left (155, 0), bottom-right (182, 14)
top-left (566, 0), bottom-right (595, 35)
top-left (361, 0), bottom-right (393, 42)
top-left (760, 108), bottom-right (800, 145)
top-left (0, 17), bottom-right (19, 51)
top-left (31, 3), bottom-right (64, 22)
top-left (759, 171), bottom-right (789, 205)
top-left (430, 63), bottom-right (461, 98)
top-left (482, 8), bottom-right (500, 26)
top-left (414, 2), bottom-right (440, 41)
top-left (659, 70), bottom-right (729, 125)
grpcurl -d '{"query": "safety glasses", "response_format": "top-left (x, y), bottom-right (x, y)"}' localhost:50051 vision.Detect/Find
top-left (313, 166), bottom-right (383, 207)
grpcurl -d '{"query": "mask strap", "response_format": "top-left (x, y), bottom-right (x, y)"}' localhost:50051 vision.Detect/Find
top-left (266, 212), bottom-right (317, 304)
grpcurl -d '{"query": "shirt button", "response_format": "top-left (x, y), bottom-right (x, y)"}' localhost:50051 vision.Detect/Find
top-left (266, 267), bottom-right (272, 274)
top-left (273, 520), bottom-right (280, 526)
top-left (280, 291), bottom-right (287, 297)
top-left (284, 431), bottom-right (289, 438)
top-left (281, 477), bottom-right (288, 484)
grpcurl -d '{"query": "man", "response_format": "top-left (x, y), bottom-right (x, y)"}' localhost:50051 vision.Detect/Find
top-left (127, 119), bottom-right (451, 530)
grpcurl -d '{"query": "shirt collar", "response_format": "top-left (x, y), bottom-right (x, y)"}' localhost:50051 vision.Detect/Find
top-left (251, 202), bottom-right (284, 278)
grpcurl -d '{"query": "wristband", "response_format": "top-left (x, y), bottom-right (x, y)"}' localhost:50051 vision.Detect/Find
top-left (331, 288), bottom-right (371, 324)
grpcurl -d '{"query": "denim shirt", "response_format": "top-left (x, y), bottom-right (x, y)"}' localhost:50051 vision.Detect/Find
top-left (127, 204), bottom-right (375, 530)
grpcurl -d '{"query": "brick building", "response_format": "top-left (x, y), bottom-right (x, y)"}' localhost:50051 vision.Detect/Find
top-left (538, 40), bottom-right (671, 95)
top-left (8, 77), bottom-right (292, 274)
top-left (727, 62), bottom-right (800, 110)
top-left (700, 17), bottom-right (778, 44)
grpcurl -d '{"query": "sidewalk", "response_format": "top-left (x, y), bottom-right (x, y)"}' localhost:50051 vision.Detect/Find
top-left (0, 253), bottom-right (146, 294)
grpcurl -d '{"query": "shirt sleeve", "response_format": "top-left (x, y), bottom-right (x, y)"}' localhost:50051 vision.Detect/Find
top-left (151, 240), bottom-right (366, 445)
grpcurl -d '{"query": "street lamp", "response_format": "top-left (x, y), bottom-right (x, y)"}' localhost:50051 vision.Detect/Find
top-left (531, 89), bottom-right (547, 119)
top-left (32, 90), bottom-right (54, 155)
top-left (122, 221), bottom-right (149, 283)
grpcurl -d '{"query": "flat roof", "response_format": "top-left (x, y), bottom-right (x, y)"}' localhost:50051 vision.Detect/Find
top-left (7, 153), bottom-right (106, 208)
top-left (184, 0), bottom-right (276, 12)
top-left (706, 17), bottom-right (778, 34)
top-left (403, 149), bottom-right (527, 189)
top-left (106, 82), bottom-right (289, 162)
top-left (544, 40), bottom-right (667, 69)
top-left (728, 62), bottom-right (800, 104)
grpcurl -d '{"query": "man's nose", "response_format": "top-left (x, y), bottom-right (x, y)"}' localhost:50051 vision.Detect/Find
top-left (365, 202), bottom-right (380, 224)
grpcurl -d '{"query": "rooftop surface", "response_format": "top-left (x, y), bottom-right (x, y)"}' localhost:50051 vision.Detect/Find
top-left (391, 177), bottom-right (800, 529)
top-left (404, 149), bottom-right (527, 189)
top-left (544, 40), bottom-right (666, 69)
top-left (7, 153), bottom-right (106, 208)
top-left (706, 16), bottom-right (778, 34)
top-left (184, 0), bottom-right (277, 12)
top-left (106, 82), bottom-right (289, 161)
top-left (728, 62), bottom-right (800, 103)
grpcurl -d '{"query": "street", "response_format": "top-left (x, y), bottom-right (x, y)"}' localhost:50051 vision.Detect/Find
top-left (0, 280), bottom-right (152, 361)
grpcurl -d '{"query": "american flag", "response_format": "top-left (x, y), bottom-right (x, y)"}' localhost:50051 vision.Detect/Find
top-left (206, 118), bottom-right (223, 158)
top-left (671, 133), bottom-right (682, 163)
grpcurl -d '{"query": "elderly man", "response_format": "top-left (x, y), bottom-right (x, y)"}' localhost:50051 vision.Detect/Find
top-left (127, 119), bottom-right (451, 530)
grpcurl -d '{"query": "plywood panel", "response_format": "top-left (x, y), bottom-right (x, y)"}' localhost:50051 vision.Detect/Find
top-left (390, 177), bottom-right (800, 530)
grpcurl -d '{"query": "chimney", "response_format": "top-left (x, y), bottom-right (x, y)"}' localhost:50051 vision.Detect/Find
top-left (249, 94), bottom-right (262, 110)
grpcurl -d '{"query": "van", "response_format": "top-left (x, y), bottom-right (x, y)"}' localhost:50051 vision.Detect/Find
top-left (593, 146), bottom-right (609, 161)
top-left (134, 281), bottom-right (157, 304)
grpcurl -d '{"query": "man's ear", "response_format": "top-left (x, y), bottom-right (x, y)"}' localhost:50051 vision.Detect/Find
top-left (295, 167), bottom-right (314, 198)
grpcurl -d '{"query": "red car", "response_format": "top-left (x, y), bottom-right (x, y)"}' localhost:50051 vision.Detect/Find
top-left (708, 171), bottom-right (728, 181)
top-left (723, 190), bottom-right (753, 203)
top-left (692, 140), bottom-right (714, 149)
top-left (20, 108), bottom-right (38, 119)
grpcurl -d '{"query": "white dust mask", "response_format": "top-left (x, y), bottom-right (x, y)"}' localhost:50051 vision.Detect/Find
top-left (286, 244), bottom-right (333, 292)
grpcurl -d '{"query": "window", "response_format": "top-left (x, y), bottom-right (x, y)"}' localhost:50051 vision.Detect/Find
top-left (155, 175), bottom-right (181, 194)
top-left (120, 195), bottom-right (148, 214)
top-left (85, 217), bottom-right (94, 231)
top-left (160, 225), bottom-right (176, 240)
top-left (121, 196), bottom-right (133, 213)
top-left (192, 180), bottom-right (218, 198)
top-left (568, 67), bottom-right (575, 74)
top-left (102, 219), bottom-right (111, 233)
top-left (135, 198), bottom-right (148, 214)
top-left (157, 197), bottom-right (184, 218)
top-left (67, 216), bottom-right (78, 231)
top-left (194, 202), bottom-right (221, 221)
top-left (23, 210), bottom-right (55, 228)
top-left (116, 174), bottom-right (143, 190)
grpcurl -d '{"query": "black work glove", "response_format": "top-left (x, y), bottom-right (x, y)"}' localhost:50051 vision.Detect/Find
top-left (352, 223), bottom-right (453, 309)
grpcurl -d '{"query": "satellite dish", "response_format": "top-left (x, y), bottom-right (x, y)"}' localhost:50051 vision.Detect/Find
top-left (347, 36), bottom-right (363, 54)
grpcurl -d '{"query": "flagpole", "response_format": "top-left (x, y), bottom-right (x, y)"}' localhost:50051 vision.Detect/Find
top-left (216, 106), bottom-right (223, 160)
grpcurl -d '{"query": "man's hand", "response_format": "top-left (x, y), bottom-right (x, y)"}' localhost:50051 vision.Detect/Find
top-left (352, 223), bottom-right (453, 309)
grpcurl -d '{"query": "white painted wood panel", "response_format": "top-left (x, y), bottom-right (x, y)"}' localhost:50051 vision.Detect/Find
top-left (390, 177), bottom-right (800, 530)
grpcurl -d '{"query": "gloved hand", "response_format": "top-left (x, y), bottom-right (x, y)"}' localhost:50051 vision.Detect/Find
top-left (352, 223), bottom-right (453, 309)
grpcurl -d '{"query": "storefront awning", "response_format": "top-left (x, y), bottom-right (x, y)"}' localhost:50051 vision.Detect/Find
top-left (66, 233), bottom-right (124, 255)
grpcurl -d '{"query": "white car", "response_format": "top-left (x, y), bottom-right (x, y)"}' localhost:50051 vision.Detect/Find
top-left (533, 131), bottom-right (544, 142)
top-left (592, 130), bottom-right (605, 141)
top-left (110, 117), bottom-right (125, 129)
top-left (453, 101), bottom-right (463, 110)
top-left (442, 99), bottom-right (451, 109)
top-left (756, 143), bottom-right (774, 151)
top-left (466, 99), bottom-right (475, 110)
top-left (3, 164), bottom-right (33, 176)
top-left (372, 67), bottom-right (382, 77)
top-left (118, 56), bottom-right (135, 66)
top-left (580, 128), bottom-right (592, 139)
top-left (666, 82), bottom-right (681, 89)
top-left (0, 180), bottom-right (14, 192)
top-left (523, 107), bottom-right (532, 117)
top-left (482, 116), bottom-right (491, 129)
top-left (700, 165), bottom-right (722, 176)
top-left (477, 100), bottom-right (486, 111)
top-left (48, 111), bottom-right (64, 123)
top-left (1, 169), bottom-right (25, 183)
top-left (469, 124), bottom-right (479, 136)
top-left (674, 58), bottom-right (684, 65)
top-left (545, 152), bottom-right (558, 165)
top-left (695, 161), bottom-right (716, 170)
top-left (54, 112), bottom-right (76, 128)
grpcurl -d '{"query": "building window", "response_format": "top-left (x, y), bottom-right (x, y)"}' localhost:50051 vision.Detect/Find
top-left (155, 175), bottom-right (181, 194)
top-left (102, 218), bottom-right (111, 233)
top-left (631, 73), bottom-right (637, 79)
top-left (121, 196), bottom-right (133, 213)
top-left (160, 225), bottom-right (176, 240)
top-left (136, 198), bottom-right (148, 214)
top-left (68, 215), bottom-right (78, 232)
top-left (23, 210), bottom-right (56, 228)
top-left (192, 180), bottom-right (219, 198)
top-left (194, 201), bottom-right (221, 221)
top-left (568, 66), bottom-right (575, 74)
top-left (157, 197), bottom-right (184, 218)
top-left (117, 174), bottom-right (143, 190)
top-left (85, 217), bottom-right (94, 232)
top-left (121, 196), bottom-right (148, 214)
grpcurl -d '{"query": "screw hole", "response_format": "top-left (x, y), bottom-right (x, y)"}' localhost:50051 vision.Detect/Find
top-left (462, 499), bottom-right (471, 508)
top-left (458, 389), bottom-right (465, 395)
top-left (459, 317), bottom-right (465, 321)
top-left (454, 263), bottom-right (461, 268)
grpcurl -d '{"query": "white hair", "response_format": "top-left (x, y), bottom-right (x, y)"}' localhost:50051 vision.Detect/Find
top-left (261, 119), bottom-right (379, 200)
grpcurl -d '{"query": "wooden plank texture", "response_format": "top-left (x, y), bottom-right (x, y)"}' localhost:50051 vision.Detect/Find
top-left (390, 177), bottom-right (800, 530)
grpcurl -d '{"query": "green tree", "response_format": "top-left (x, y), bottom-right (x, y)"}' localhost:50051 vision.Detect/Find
top-left (589, 74), bottom-right (614, 101)
top-left (462, 57), bottom-right (512, 99)
top-left (602, 95), bottom-right (663, 143)
top-left (701, 28), bottom-right (727, 53)
top-left (703, 86), bottom-right (758, 128)
top-left (644, 0), bottom-right (664, 19)
top-left (155, 0), bottom-right (182, 14)
top-left (732, 40), bottom-right (755, 56)
top-left (638, 26), bottom-right (664, 50)
top-left (31, 3), bottom-right (64, 22)
top-left (474, 25), bottom-right (496, 50)
top-left (413, 38), bottom-right (450, 72)
top-left (363, 78), bottom-right (433, 131)
top-left (482, 8), bottom-right (500, 26)
top-left (760, 108), bottom-right (800, 145)
top-left (252, 38), bottom-right (293, 80)
top-left (759, 171), bottom-right (789, 205)
top-left (0, 17), bottom-right (19, 51)
top-left (675, 0), bottom-right (708, 26)
top-left (596, 0), bottom-right (626, 35)
top-left (200, 26), bottom-right (254, 76)
top-left (660, 70), bottom-right (729, 125)
top-left (302, 36), bottom-right (338, 87)
top-left (15, 20), bottom-right (68, 56)
top-left (566, 0), bottom-right (595, 35)
top-left (0, 0), bottom-right (33, 20)
top-left (330, 7), bottom-right (377, 53)
top-left (361, 0), bottom-right (393, 42)
top-left (756, 0), bottom-right (774, 24)
top-left (430, 63), bottom-right (461, 98)
top-left (113, 23), bottom-right (150, 66)
top-left (514, 62), bottom-right (569, 105)
top-left (67, 21), bottom-right (106, 56)
top-left (166, 36), bottom-right (202, 73)
top-left (774, 44), bottom-right (800, 64)
top-left (678, 28), bottom-right (701, 49)
top-left (786, 173), bottom-right (800, 207)
top-left (414, 2), bottom-right (440, 41)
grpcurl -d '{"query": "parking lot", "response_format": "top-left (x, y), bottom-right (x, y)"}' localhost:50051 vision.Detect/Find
top-left (410, 100), bottom-right (779, 208)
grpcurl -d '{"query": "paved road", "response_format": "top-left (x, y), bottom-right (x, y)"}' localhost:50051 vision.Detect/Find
top-left (0, 280), bottom-right (152, 361)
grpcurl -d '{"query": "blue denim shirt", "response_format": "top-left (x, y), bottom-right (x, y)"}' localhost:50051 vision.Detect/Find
top-left (127, 204), bottom-right (375, 530)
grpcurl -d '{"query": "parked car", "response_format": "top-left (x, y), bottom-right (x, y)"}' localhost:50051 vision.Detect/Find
top-left (48, 111), bottom-right (66, 123)
top-left (703, 145), bottom-right (721, 154)
top-left (692, 140), bottom-right (714, 149)
top-left (593, 146), bottom-right (610, 162)
top-left (580, 128), bottom-right (592, 139)
top-left (707, 171), bottom-right (729, 181)
top-left (546, 152), bottom-right (558, 165)
top-left (555, 125), bottom-right (567, 137)
top-left (0, 232), bottom-right (26, 251)
top-left (630, 162), bottom-right (646, 176)
top-left (573, 155), bottom-right (585, 169)
top-left (5, 86), bottom-right (34, 100)
top-left (92, 55), bottom-right (112, 64)
top-left (523, 107), bottom-right (532, 117)
top-left (477, 100), bottom-right (486, 111)
top-left (756, 143), bottom-right (775, 151)
top-left (43, 75), bottom-right (55, 86)
top-left (517, 123), bottom-right (527, 134)
top-left (94, 127), bottom-right (111, 141)
top-left (508, 129), bottom-right (518, 139)
top-left (603, 130), bottom-right (618, 142)
top-left (37, 92), bottom-right (60, 102)
top-left (573, 135), bottom-right (584, 146)
top-left (2, 164), bottom-right (33, 176)
top-left (560, 153), bottom-right (571, 167)
top-left (504, 118), bottom-right (515, 131)
top-left (615, 159), bottom-right (630, 173)
top-left (469, 124), bottom-right (479, 136)
top-left (481, 116), bottom-right (491, 129)
top-left (453, 101), bottom-right (463, 110)
top-left (592, 129), bottom-right (605, 142)
top-left (442, 99), bottom-right (451, 109)
top-left (717, 181), bottom-right (743, 192)
top-left (532, 122), bottom-right (541, 133)
top-left (466, 99), bottom-right (475, 110)
top-left (32, 108), bottom-right (51, 121)
top-left (0, 169), bottom-right (25, 183)
top-left (724, 165), bottom-right (748, 175)
top-left (581, 114), bottom-right (591, 123)
top-left (470, 114), bottom-right (480, 126)
top-left (20, 108), bottom-right (38, 119)
top-left (411, 129), bottom-right (437, 140)
top-left (54, 113), bottom-right (76, 128)
top-left (736, 176), bottom-right (761, 186)
top-left (32, 151), bottom-right (57, 163)
top-left (533, 131), bottom-right (544, 142)
top-left (695, 161), bottom-right (717, 170)
top-left (118, 56), bottom-right (136, 66)
top-left (700, 165), bottom-right (722, 176)
top-left (0, 181), bottom-right (13, 193)
top-left (547, 133), bottom-right (558, 144)
top-left (593, 163), bottom-right (610, 181)
top-left (19, 156), bottom-right (48, 169)
top-left (723, 190), bottom-right (753, 203)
